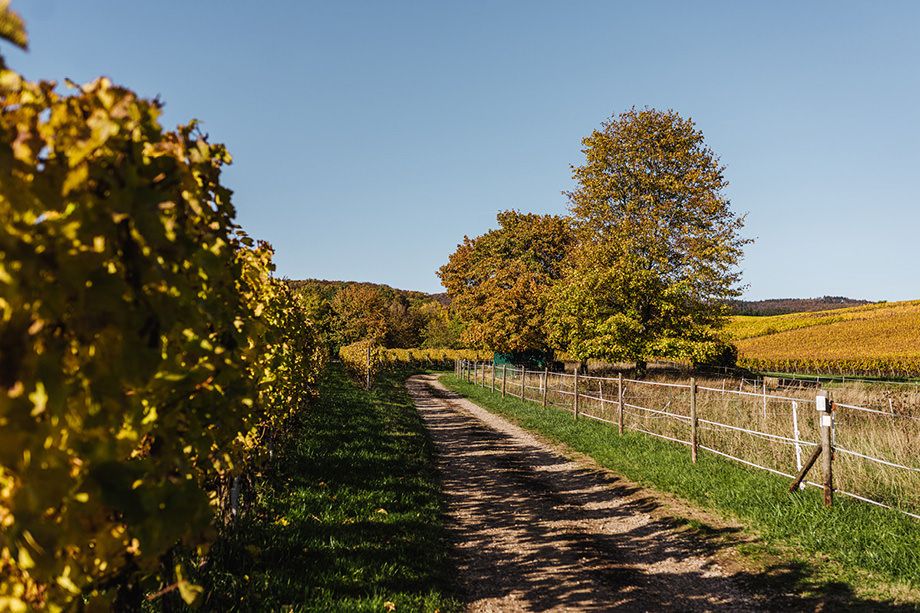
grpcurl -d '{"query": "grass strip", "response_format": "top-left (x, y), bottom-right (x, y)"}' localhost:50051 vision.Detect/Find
top-left (198, 367), bottom-right (460, 612)
top-left (441, 374), bottom-right (920, 594)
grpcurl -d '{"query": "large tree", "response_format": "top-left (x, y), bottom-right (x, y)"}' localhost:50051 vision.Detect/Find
top-left (547, 108), bottom-right (748, 372)
top-left (439, 210), bottom-right (573, 352)
top-left (330, 284), bottom-right (389, 346)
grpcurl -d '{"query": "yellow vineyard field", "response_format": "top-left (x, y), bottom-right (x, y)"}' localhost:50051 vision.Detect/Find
top-left (727, 300), bottom-right (920, 377)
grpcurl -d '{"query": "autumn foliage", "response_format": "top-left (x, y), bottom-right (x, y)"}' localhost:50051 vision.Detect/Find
top-left (441, 109), bottom-right (747, 371)
top-left (0, 14), bottom-right (324, 609)
top-left (547, 108), bottom-right (747, 370)
top-left (438, 210), bottom-right (573, 353)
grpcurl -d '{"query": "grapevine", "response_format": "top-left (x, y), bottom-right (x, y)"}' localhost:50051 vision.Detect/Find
top-left (0, 70), bottom-right (324, 609)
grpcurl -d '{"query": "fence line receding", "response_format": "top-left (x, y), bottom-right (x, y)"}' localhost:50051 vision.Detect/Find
top-left (455, 360), bottom-right (920, 521)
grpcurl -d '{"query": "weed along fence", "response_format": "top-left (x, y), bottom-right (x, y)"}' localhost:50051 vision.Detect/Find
top-left (454, 360), bottom-right (920, 520)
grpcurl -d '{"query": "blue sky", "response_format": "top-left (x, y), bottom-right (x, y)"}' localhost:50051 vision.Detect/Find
top-left (9, 1), bottom-right (920, 300)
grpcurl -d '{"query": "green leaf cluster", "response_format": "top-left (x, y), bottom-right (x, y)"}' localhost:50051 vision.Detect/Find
top-left (0, 70), bottom-right (324, 609)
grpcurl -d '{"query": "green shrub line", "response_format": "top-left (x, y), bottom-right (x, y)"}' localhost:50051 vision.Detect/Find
top-left (196, 367), bottom-right (461, 612)
top-left (441, 374), bottom-right (920, 589)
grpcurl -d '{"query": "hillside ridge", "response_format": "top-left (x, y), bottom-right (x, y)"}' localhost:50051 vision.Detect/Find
top-left (290, 279), bottom-right (872, 317)
top-left (730, 296), bottom-right (873, 316)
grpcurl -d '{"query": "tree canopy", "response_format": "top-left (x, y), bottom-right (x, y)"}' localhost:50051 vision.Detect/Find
top-left (292, 280), bottom-right (457, 350)
top-left (547, 108), bottom-right (748, 370)
top-left (439, 210), bottom-right (574, 353)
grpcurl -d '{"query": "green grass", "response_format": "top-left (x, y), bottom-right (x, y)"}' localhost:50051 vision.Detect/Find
top-left (196, 367), bottom-right (460, 612)
top-left (441, 375), bottom-right (920, 598)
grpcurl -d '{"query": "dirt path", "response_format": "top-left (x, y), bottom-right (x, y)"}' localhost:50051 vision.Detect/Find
top-left (408, 374), bottom-right (785, 612)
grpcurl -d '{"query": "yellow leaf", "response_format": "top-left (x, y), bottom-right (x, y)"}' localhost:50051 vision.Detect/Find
top-left (28, 383), bottom-right (47, 417)
top-left (17, 547), bottom-right (34, 569)
top-left (175, 564), bottom-right (204, 605)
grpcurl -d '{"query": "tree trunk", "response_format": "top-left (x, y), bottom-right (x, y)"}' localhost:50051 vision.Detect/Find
top-left (635, 359), bottom-right (647, 378)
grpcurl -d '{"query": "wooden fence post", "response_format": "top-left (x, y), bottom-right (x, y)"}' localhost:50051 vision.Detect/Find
top-left (617, 372), bottom-right (624, 435)
top-left (817, 391), bottom-right (834, 506)
top-left (365, 345), bottom-right (371, 390)
top-left (501, 364), bottom-right (506, 398)
top-left (520, 367), bottom-right (525, 399)
top-left (573, 367), bottom-right (580, 420)
top-left (542, 368), bottom-right (548, 407)
top-left (690, 377), bottom-right (698, 463)
top-left (491, 362), bottom-right (495, 392)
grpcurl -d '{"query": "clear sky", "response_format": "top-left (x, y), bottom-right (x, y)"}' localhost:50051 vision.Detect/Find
top-left (8, 1), bottom-right (919, 300)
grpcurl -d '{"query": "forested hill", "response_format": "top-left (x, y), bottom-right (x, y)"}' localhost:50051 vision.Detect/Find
top-left (286, 279), bottom-right (461, 349)
top-left (287, 278), bottom-right (433, 305)
top-left (730, 296), bottom-right (873, 316)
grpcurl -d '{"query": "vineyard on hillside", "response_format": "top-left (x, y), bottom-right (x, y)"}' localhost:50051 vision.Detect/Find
top-left (728, 300), bottom-right (920, 377)
top-left (0, 43), bottom-right (325, 611)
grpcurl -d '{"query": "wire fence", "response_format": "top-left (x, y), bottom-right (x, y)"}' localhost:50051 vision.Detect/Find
top-left (456, 360), bottom-right (920, 520)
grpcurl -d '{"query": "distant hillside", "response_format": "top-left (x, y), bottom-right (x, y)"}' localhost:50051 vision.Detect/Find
top-left (429, 292), bottom-right (450, 306)
top-left (729, 296), bottom-right (873, 316)
top-left (727, 299), bottom-right (920, 377)
top-left (287, 278), bottom-right (434, 305)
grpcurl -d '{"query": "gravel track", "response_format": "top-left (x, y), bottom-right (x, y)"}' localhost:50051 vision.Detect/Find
top-left (407, 374), bottom-right (783, 612)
